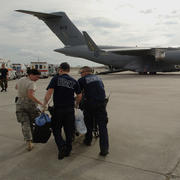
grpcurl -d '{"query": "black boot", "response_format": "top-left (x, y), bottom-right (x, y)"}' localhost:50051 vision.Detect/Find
top-left (58, 147), bottom-right (65, 160)
top-left (99, 149), bottom-right (109, 156)
top-left (58, 151), bottom-right (65, 160)
top-left (64, 145), bottom-right (72, 157)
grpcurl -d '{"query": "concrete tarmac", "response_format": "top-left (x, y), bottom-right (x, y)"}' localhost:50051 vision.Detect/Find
top-left (1, 72), bottom-right (180, 180)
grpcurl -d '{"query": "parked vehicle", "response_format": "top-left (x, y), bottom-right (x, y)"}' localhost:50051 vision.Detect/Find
top-left (30, 62), bottom-right (49, 78)
top-left (12, 63), bottom-right (27, 78)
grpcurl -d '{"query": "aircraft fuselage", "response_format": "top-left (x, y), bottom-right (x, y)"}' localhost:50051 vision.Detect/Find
top-left (55, 45), bottom-right (180, 72)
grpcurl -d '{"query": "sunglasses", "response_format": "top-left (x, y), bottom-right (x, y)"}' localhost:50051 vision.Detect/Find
top-left (79, 71), bottom-right (86, 74)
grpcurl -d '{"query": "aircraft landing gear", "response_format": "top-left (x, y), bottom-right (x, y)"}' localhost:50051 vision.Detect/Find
top-left (149, 72), bottom-right (157, 75)
top-left (138, 72), bottom-right (157, 75)
top-left (108, 65), bottom-right (114, 71)
top-left (138, 72), bottom-right (148, 75)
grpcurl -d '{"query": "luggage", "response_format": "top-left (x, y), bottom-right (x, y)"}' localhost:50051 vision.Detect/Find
top-left (35, 113), bottom-right (51, 126)
top-left (32, 113), bottom-right (52, 143)
top-left (75, 109), bottom-right (87, 134)
top-left (32, 123), bottom-right (51, 143)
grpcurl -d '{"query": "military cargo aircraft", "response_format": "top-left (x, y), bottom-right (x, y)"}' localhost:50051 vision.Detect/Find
top-left (16, 10), bottom-right (180, 74)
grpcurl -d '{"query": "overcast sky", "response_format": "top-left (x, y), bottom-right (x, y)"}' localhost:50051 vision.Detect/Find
top-left (1, 0), bottom-right (180, 66)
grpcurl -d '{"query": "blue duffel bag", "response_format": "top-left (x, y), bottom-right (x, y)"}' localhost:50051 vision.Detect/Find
top-left (35, 113), bottom-right (51, 126)
top-left (33, 113), bottom-right (51, 143)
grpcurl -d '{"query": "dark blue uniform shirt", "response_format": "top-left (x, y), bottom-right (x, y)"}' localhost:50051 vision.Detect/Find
top-left (47, 74), bottom-right (81, 108)
top-left (0, 68), bottom-right (8, 79)
top-left (78, 74), bottom-right (106, 104)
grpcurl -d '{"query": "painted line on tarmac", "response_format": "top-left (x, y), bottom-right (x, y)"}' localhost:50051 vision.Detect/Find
top-left (69, 151), bottom-right (170, 179)
top-left (0, 134), bottom-right (22, 142)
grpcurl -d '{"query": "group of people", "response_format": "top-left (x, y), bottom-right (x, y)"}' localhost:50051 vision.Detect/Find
top-left (15, 62), bottom-right (109, 160)
top-left (0, 63), bottom-right (8, 92)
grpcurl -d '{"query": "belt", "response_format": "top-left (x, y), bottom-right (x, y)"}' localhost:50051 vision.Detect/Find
top-left (18, 97), bottom-right (32, 102)
top-left (18, 97), bottom-right (29, 100)
top-left (17, 97), bottom-right (36, 105)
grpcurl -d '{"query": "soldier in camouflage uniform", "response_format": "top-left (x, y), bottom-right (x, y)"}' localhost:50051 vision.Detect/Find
top-left (15, 69), bottom-right (43, 151)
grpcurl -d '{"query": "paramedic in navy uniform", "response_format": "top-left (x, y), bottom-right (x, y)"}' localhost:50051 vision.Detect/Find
top-left (43, 62), bottom-right (82, 160)
top-left (78, 66), bottom-right (109, 156)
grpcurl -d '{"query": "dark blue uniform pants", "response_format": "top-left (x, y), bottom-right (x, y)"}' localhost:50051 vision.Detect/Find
top-left (0, 78), bottom-right (8, 90)
top-left (51, 108), bottom-right (74, 152)
top-left (84, 102), bottom-right (109, 152)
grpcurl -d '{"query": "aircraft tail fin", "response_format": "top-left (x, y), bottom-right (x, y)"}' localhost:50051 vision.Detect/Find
top-left (16, 10), bottom-right (85, 46)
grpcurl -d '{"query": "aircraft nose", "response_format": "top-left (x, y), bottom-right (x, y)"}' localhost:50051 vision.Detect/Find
top-left (54, 47), bottom-right (71, 55)
top-left (54, 48), bottom-right (61, 52)
top-left (54, 48), bottom-right (67, 54)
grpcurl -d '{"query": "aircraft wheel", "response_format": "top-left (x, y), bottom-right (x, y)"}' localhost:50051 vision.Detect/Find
top-left (149, 72), bottom-right (157, 75)
top-left (138, 72), bottom-right (148, 75)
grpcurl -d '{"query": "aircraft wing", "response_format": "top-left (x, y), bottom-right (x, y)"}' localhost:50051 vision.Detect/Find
top-left (102, 47), bottom-right (152, 56)
top-left (83, 31), bottom-right (100, 52)
top-left (82, 31), bottom-right (152, 55)
top-left (102, 47), bottom-right (180, 60)
top-left (102, 47), bottom-right (180, 55)
top-left (83, 31), bottom-right (180, 60)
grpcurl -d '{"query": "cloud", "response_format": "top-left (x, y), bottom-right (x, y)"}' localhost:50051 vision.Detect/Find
top-left (163, 21), bottom-right (178, 25)
top-left (73, 17), bottom-right (122, 31)
top-left (86, 17), bottom-right (121, 29)
top-left (140, 9), bottom-right (154, 14)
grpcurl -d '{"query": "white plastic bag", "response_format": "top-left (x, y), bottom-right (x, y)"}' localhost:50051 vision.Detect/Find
top-left (75, 109), bottom-right (87, 134)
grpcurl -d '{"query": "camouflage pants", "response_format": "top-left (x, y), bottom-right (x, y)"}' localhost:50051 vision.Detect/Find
top-left (0, 78), bottom-right (8, 90)
top-left (16, 98), bottom-right (40, 141)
